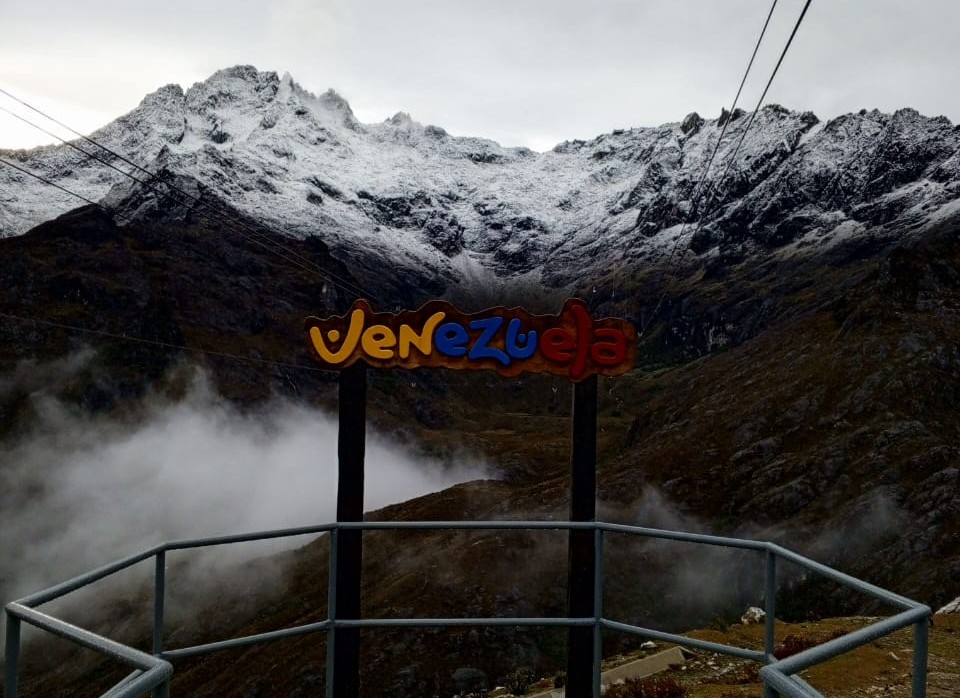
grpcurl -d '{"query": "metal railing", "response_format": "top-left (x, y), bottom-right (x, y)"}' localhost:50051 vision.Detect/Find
top-left (4, 521), bottom-right (931, 698)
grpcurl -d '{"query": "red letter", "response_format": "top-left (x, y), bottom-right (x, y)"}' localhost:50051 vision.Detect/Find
top-left (590, 328), bottom-right (628, 367)
top-left (569, 301), bottom-right (593, 380)
top-left (541, 327), bottom-right (575, 363)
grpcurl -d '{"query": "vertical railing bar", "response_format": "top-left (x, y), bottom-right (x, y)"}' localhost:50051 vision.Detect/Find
top-left (4, 612), bottom-right (21, 698)
top-left (153, 551), bottom-right (166, 655)
top-left (325, 528), bottom-right (339, 698)
top-left (152, 550), bottom-right (167, 698)
top-left (912, 617), bottom-right (928, 698)
top-left (764, 548), bottom-right (777, 698)
top-left (154, 679), bottom-right (171, 698)
top-left (592, 527), bottom-right (603, 698)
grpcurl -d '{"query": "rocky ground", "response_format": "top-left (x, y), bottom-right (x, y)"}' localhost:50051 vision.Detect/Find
top-left (487, 614), bottom-right (960, 698)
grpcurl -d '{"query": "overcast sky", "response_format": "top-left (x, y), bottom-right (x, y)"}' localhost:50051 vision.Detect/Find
top-left (1, 0), bottom-right (958, 152)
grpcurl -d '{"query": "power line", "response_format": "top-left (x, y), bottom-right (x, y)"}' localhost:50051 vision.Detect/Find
top-left (670, 0), bottom-right (781, 253)
top-left (0, 104), bottom-right (325, 281)
top-left (0, 157), bottom-right (342, 376)
top-left (0, 89), bottom-right (324, 275)
top-left (0, 156), bottom-right (103, 209)
top-left (639, 0), bottom-right (779, 334)
top-left (0, 310), bottom-right (336, 375)
top-left (0, 153), bottom-right (348, 303)
top-left (0, 94), bottom-right (379, 304)
top-left (698, 0), bottom-right (815, 216)
top-left (640, 0), bottom-right (814, 335)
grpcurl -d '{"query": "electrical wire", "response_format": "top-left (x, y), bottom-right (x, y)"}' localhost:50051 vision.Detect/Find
top-left (0, 310), bottom-right (336, 375)
top-left (640, 0), bottom-right (814, 335)
top-left (0, 104), bottom-right (332, 282)
top-left (0, 90), bottom-right (326, 275)
top-left (663, 0), bottom-right (781, 262)
top-left (0, 153), bottom-right (358, 303)
top-left (697, 0), bottom-right (815, 217)
top-left (0, 157), bottom-right (338, 375)
top-left (0, 156), bottom-right (103, 209)
top-left (0, 95), bottom-right (379, 304)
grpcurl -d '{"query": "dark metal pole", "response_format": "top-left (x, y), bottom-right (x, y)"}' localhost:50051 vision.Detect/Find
top-left (5, 613), bottom-right (21, 698)
top-left (152, 550), bottom-right (166, 698)
top-left (592, 528), bottom-right (604, 698)
top-left (153, 551), bottom-right (166, 656)
top-left (325, 528), bottom-right (339, 698)
top-left (912, 617), bottom-right (929, 698)
top-left (764, 549), bottom-right (778, 698)
top-left (334, 362), bottom-right (366, 698)
top-left (567, 374), bottom-right (598, 696)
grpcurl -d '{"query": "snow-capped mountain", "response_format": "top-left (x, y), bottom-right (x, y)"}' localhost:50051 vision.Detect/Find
top-left (2, 64), bottom-right (960, 295)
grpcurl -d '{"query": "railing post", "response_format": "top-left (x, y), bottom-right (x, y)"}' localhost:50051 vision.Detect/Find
top-left (592, 527), bottom-right (603, 698)
top-left (764, 548), bottom-right (777, 698)
top-left (4, 612), bottom-right (21, 698)
top-left (912, 616), bottom-right (928, 698)
top-left (153, 551), bottom-right (166, 655)
top-left (153, 550), bottom-right (167, 698)
top-left (325, 528), bottom-right (339, 698)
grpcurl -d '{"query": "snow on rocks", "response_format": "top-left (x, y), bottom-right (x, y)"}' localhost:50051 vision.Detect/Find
top-left (740, 607), bottom-right (767, 625)
top-left (3, 65), bottom-right (959, 293)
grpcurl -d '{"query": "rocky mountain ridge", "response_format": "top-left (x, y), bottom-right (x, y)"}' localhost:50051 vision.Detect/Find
top-left (3, 65), bottom-right (960, 303)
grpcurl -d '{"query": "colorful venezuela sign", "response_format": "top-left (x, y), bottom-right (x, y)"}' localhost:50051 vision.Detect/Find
top-left (304, 298), bottom-right (637, 382)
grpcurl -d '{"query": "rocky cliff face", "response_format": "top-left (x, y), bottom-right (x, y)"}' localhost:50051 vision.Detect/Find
top-left (3, 65), bottom-right (960, 302)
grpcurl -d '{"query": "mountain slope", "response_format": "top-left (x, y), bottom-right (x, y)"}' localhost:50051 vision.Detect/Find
top-left (3, 65), bottom-right (960, 303)
top-left (4, 209), bottom-right (958, 698)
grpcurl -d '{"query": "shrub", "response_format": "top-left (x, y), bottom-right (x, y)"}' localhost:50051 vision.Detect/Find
top-left (505, 666), bottom-right (536, 695)
top-left (773, 634), bottom-right (818, 660)
top-left (603, 675), bottom-right (687, 698)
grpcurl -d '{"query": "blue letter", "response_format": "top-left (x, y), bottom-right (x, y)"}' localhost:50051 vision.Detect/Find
top-left (435, 322), bottom-right (470, 357)
top-left (505, 318), bottom-right (537, 359)
top-left (468, 316), bottom-right (510, 365)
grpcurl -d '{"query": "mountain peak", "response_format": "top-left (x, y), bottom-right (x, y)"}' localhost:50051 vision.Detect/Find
top-left (318, 88), bottom-right (355, 117)
top-left (208, 64), bottom-right (276, 84)
top-left (387, 111), bottom-right (414, 126)
top-left (140, 83), bottom-right (185, 106)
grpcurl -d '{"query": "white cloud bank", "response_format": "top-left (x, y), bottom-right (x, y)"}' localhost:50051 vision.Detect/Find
top-left (0, 368), bottom-right (487, 602)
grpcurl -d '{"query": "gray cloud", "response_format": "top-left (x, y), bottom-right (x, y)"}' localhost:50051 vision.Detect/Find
top-left (0, 364), bottom-right (487, 607)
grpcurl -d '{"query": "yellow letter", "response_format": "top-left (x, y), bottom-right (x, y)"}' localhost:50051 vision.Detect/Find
top-left (361, 324), bottom-right (397, 360)
top-left (309, 309), bottom-right (364, 364)
top-left (398, 311), bottom-right (446, 359)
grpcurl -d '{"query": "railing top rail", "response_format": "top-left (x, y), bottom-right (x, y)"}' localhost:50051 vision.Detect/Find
top-left (17, 521), bottom-right (922, 613)
top-left (15, 545), bottom-right (164, 608)
top-left (767, 543), bottom-right (922, 611)
top-left (596, 521), bottom-right (769, 551)
top-left (8, 602), bottom-right (166, 671)
top-left (157, 518), bottom-right (772, 549)
top-left (163, 522), bottom-right (337, 550)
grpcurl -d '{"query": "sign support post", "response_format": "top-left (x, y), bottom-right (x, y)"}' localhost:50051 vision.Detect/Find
top-left (334, 362), bottom-right (366, 698)
top-left (566, 374), bottom-right (598, 696)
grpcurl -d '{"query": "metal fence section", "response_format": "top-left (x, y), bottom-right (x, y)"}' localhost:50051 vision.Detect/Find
top-left (4, 521), bottom-right (931, 698)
